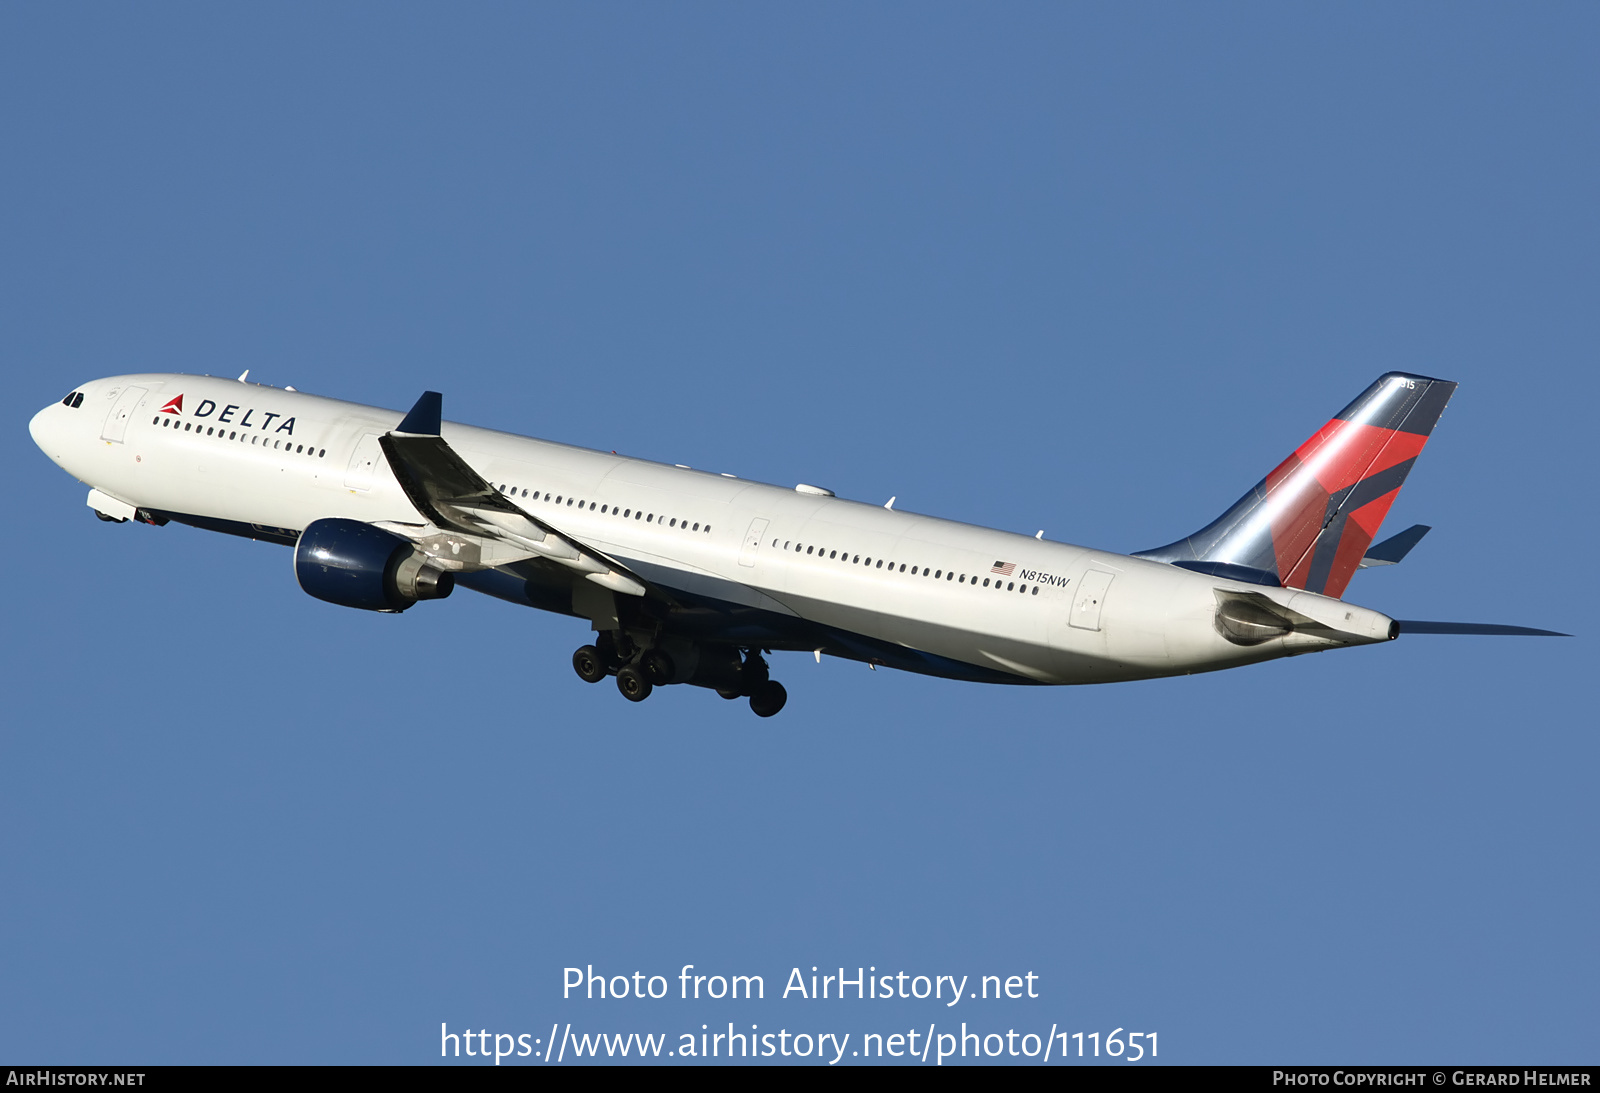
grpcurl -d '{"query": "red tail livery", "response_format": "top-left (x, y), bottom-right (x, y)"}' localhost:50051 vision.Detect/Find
top-left (1136, 373), bottom-right (1457, 598)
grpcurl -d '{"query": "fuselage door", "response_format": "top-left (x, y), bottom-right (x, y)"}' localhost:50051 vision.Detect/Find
top-left (345, 433), bottom-right (384, 490)
top-left (739, 517), bottom-right (769, 567)
top-left (1069, 569), bottom-right (1115, 631)
top-left (100, 386), bottom-right (148, 443)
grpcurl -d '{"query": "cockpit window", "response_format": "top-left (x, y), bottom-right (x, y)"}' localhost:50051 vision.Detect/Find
top-left (62, 391), bottom-right (84, 408)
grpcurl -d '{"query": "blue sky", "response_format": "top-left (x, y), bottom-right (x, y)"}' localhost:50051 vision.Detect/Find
top-left (3, 3), bottom-right (1594, 1064)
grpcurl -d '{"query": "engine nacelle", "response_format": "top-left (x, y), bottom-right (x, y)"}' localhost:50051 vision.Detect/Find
top-left (294, 518), bottom-right (454, 613)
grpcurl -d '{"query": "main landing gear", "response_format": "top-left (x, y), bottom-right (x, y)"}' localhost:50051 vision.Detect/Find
top-left (715, 680), bottom-right (788, 716)
top-left (748, 679), bottom-right (787, 718)
top-left (570, 638), bottom-right (787, 717)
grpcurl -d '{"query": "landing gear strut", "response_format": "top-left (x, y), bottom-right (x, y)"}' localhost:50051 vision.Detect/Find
top-left (736, 651), bottom-right (785, 716)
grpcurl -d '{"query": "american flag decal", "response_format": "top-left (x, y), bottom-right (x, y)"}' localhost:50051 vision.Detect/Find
top-left (991, 561), bottom-right (1015, 576)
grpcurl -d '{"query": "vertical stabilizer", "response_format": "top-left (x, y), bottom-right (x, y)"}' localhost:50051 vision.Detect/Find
top-left (1135, 373), bottom-right (1456, 598)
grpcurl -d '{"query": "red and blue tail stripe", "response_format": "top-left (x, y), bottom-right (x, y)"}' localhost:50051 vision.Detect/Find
top-left (1136, 373), bottom-right (1456, 599)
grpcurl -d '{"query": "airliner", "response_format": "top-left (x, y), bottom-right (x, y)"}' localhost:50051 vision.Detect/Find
top-left (29, 371), bottom-right (1562, 716)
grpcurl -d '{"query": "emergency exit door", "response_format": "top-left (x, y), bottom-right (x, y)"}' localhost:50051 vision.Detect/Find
top-left (1069, 569), bottom-right (1115, 631)
top-left (345, 434), bottom-right (384, 490)
top-left (739, 518), bottom-right (769, 567)
top-left (100, 386), bottom-right (148, 443)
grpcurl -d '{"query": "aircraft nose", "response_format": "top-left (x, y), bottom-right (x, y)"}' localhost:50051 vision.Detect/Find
top-left (30, 404), bottom-right (51, 447)
top-left (30, 402), bottom-right (66, 460)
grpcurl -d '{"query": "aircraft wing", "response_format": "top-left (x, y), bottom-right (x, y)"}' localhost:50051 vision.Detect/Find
top-left (378, 392), bottom-right (648, 597)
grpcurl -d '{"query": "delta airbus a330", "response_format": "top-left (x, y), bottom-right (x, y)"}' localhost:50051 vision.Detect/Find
top-left (29, 371), bottom-right (1561, 717)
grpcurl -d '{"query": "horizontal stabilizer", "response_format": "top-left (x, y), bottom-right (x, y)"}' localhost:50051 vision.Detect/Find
top-left (1358, 524), bottom-right (1431, 568)
top-left (1396, 620), bottom-right (1569, 637)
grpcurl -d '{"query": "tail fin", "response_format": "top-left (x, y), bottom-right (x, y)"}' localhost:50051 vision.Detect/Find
top-left (1135, 372), bottom-right (1457, 599)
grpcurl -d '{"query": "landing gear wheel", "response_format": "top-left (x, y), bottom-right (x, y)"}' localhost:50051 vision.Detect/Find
top-left (616, 664), bottom-right (653, 702)
top-left (749, 680), bottom-right (787, 718)
top-left (572, 645), bottom-right (608, 684)
top-left (716, 688), bottom-right (742, 701)
top-left (642, 649), bottom-right (676, 686)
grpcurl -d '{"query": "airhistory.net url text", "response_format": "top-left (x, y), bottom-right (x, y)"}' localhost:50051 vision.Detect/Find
top-left (441, 1022), bottom-right (1157, 1064)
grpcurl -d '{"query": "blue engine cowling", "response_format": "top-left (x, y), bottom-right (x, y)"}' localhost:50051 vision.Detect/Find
top-left (293, 517), bottom-right (454, 612)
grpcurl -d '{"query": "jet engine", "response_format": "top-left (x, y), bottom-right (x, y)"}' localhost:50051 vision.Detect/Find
top-left (293, 517), bottom-right (453, 613)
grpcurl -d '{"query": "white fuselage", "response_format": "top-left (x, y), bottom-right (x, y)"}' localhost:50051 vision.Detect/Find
top-left (30, 374), bottom-right (1396, 685)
